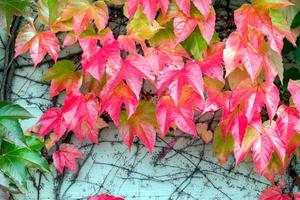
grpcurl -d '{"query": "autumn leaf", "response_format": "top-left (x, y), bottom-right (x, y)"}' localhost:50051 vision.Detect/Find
top-left (62, 92), bottom-right (99, 130)
top-left (61, 0), bottom-right (109, 35)
top-left (288, 80), bottom-right (300, 113)
top-left (127, 7), bottom-right (162, 40)
top-left (259, 186), bottom-right (291, 200)
top-left (252, 121), bottom-right (286, 174)
top-left (234, 127), bottom-right (260, 165)
top-left (53, 144), bottom-right (84, 173)
top-left (126, 0), bottom-right (169, 22)
top-left (156, 86), bottom-right (203, 137)
top-left (15, 23), bottom-right (60, 66)
top-left (100, 81), bottom-right (138, 125)
top-left (88, 194), bottom-right (124, 200)
top-left (157, 61), bottom-right (204, 105)
top-left (212, 127), bottom-right (234, 165)
top-left (37, 0), bottom-right (71, 32)
top-left (118, 100), bottom-right (157, 154)
top-left (43, 60), bottom-right (82, 98)
top-left (0, 0), bottom-right (34, 32)
top-left (252, 0), bottom-right (293, 10)
top-left (38, 107), bottom-right (67, 140)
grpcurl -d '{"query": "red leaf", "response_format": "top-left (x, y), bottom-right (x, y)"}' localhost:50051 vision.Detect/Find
top-left (252, 121), bottom-right (286, 174)
top-left (176, 0), bottom-right (190, 15)
top-left (88, 194), bottom-right (124, 200)
top-left (81, 38), bottom-right (121, 81)
top-left (61, 0), bottom-right (109, 35)
top-left (276, 105), bottom-right (300, 147)
top-left (53, 144), bottom-right (84, 174)
top-left (100, 81), bottom-right (138, 125)
top-left (197, 8), bottom-right (216, 44)
top-left (157, 61), bottom-right (204, 105)
top-left (234, 4), bottom-right (295, 55)
top-left (156, 86), bottom-right (203, 137)
top-left (127, 0), bottom-right (169, 21)
top-left (224, 29), bottom-right (265, 80)
top-left (62, 92), bottom-right (99, 130)
top-left (39, 108), bottom-right (67, 140)
top-left (259, 186), bottom-right (291, 200)
top-left (288, 80), bottom-right (300, 113)
top-left (15, 23), bottom-right (60, 66)
top-left (193, 0), bottom-right (212, 18)
top-left (118, 101), bottom-right (157, 154)
top-left (173, 15), bottom-right (197, 43)
top-left (198, 42), bottom-right (225, 82)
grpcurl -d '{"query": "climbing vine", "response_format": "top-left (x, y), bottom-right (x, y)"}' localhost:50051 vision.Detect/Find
top-left (1, 0), bottom-right (300, 199)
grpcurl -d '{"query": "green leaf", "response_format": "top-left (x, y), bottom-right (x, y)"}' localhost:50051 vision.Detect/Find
top-left (127, 7), bottom-right (162, 40)
top-left (43, 60), bottom-right (79, 81)
top-left (148, 22), bottom-right (175, 46)
top-left (212, 127), bottom-right (234, 165)
top-left (291, 11), bottom-right (300, 28)
top-left (0, 171), bottom-right (19, 194)
top-left (0, 119), bottom-right (26, 147)
top-left (182, 28), bottom-right (207, 60)
top-left (25, 136), bottom-right (44, 152)
top-left (0, 140), bottom-right (50, 190)
top-left (0, 0), bottom-right (35, 31)
top-left (0, 102), bottom-right (32, 120)
top-left (270, 9), bottom-right (291, 33)
top-left (38, 0), bottom-right (67, 25)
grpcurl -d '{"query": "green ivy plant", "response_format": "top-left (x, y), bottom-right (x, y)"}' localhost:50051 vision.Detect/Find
top-left (0, 102), bottom-right (49, 194)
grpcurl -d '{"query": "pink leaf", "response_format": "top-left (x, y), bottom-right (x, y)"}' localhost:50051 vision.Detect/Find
top-left (157, 61), bottom-right (204, 105)
top-left (88, 194), bottom-right (124, 200)
top-left (53, 144), bottom-right (84, 174)
top-left (288, 80), bottom-right (300, 113)
top-left (156, 86), bottom-right (203, 137)
top-left (259, 186), bottom-right (291, 200)
top-left (39, 108), bottom-right (67, 140)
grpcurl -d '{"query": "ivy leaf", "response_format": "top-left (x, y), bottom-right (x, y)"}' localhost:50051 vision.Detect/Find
top-left (43, 60), bottom-right (83, 98)
top-left (212, 127), bottom-right (234, 165)
top-left (100, 81), bottom-right (138, 125)
top-left (53, 144), bottom-right (84, 173)
top-left (0, 139), bottom-right (50, 191)
top-left (118, 101), bottom-right (157, 154)
top-left (156, 86), bottom-right (203, 137)
top-left (0, 119), bottom-right (26, 147)
top-left (252, 0), bottom-right (293, 10)
top-left (157, 61), bottom-right (204, 105)
top-left (0, 102), bottom-right (33, 147)
top-left (252, 121), bottom-right (286, 174)
top-left (276, 105), bottom-right (300, 146)
top-left (38, 107), bottom-right (67, 141)
top-left (0, 171), bottom-right (19, 194)
top-left (0, 0), bottom-right (34, 32)
top-left (62, 92), bottom-right (99, 133)
top-left (37, 0), bottom-right (70, 32)
top-left (88, 194), bottom-right (124, 200)
top-left (288, 80), bottom-right (300, 113)
top-left (15, 23), bottom-right (60, 66)
top-left (173, 15), bottom-right (197, 43)
top-left (197, 41), bottom-right (224, 81)
top-left (127, 7), bottom-right (162, 40)
top-left (0, 102), bottom-right (32, 120)
top-left (234, 127), bottom-right (260, 165)
top-left (61, 0), bottom-right (109, 35)
top-left (259, 186), bottom-right (290, 200)
top-left (181, 28), bottom-right (207, 60)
